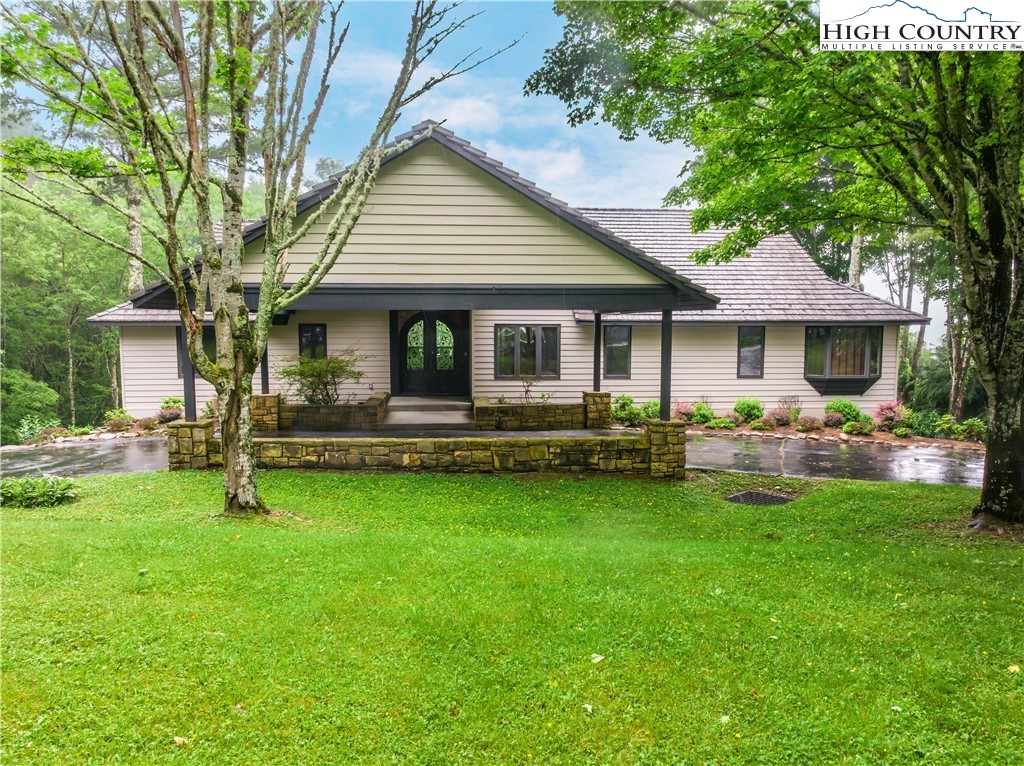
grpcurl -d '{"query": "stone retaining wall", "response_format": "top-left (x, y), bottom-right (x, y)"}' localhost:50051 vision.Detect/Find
top-left (473, 391), bottom-right (612, 431)
top-left (167, 419), bottom-right (686, 478)
top-left (252, 392), bottom-right (389, 432)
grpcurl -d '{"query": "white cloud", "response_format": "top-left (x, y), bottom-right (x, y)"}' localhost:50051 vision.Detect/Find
top-left (411, 95), bottom-right (504, 133)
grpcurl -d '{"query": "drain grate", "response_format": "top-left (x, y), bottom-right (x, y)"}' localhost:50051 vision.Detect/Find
top-left (726, 490), bottom-right (793, 506)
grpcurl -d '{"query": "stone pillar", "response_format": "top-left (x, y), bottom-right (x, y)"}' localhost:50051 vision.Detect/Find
top-left (645, 419), bottom-right (687, 479)
top-left (166, 418), bottom-right (216, 470)
top-left (583, 391), bottom-right (612, 429)
top-left (252, 394), bottom-right (280, 432)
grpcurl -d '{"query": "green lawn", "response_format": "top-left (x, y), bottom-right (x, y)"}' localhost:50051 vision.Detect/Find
top-left (2, 470), bottom-right (1021, 764)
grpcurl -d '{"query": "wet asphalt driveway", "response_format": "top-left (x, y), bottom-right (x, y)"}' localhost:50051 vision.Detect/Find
top-left (0, 433), bottom-right (984, 488)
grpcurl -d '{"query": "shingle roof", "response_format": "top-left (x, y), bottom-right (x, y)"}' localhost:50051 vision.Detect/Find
top-left (89, 302), bottom-right (255, 326)
top-left (573, 208), bottom-right (928, 325)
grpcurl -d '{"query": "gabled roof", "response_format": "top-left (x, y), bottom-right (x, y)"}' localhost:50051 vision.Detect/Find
top-left (573, 209), bottom-right (929, 325)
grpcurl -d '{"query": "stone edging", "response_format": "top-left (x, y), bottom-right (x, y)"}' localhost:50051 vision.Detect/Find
top-left (688, 429), bottom-right (986, 452)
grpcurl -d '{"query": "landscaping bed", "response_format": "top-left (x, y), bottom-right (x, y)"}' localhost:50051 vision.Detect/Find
top-left (688, 424), bottom-right (986, 451)
top-left (2, 471), bottom-right (1021, 764)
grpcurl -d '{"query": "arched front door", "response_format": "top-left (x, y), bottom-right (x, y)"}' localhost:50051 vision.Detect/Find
top-left (391, 310), bottom-right (470, 396)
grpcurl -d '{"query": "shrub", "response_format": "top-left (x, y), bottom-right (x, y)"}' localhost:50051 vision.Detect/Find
top-left (778, 395), bottom-right (802, 423)
top-left (160, 396), bottom-right (185, 409)
top-left (959, 417), bottom-right (987, 442)
top-left (823, 412), bottom-right (845, 428)
top-left (692, 401), bottom-right (716, 424)
top-left (725, 411), bottom-right (744, 425)
top-left (874, 401), bottom-right (912, 432)
top-left (733, 397), bottom-right (763, 424)
top-left (704, 417), bottom-right (736, 430)
top-left (29, 426), bottom-right (73, 444)
top-left (278, 349), bottom-right (367, 406)
top-left (640, 400), bottom-right (661, 421)
top-left (70, 426), bottom-right (94, 436)
top-left (843, 419), bottom-right (875, 435)
top-left (135, 417), bottom-right (158, 431)
top-left (105, 418), bottom-right (131, 432)
top-left (767, 407), bottom-right (791, 426)
top-left (15, 414), bottom-right (62, 445)
top-left (749, 417), bottom-right (776, 431)
top-left (0, 475), bottom-right (80, 508)
top-left (909, 410), bottom-right (942, 438)
top-left (103, 407), bottom-right (135, 424)
top-left (1, 368), bottom-right (60, 445)
top-left (893, 426), bottom-right (913, 438)
top-left (201, 400), bottom-right (218, 420)
top-left (156, 407), bottom-right (183, 424)
top-left (672, 401), bottom-right (695, 423)
top-left (824, 398), bottom-right (862, 424)
top-left (793, 416), bottom-right (823, 433)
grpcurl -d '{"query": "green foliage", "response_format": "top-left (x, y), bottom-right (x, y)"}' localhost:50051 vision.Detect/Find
top-left (13, 413), bottom-right (61, 444)
top-left (793, 416), bottom-right (823, 433)
top-left (749, 416), bottom-right (775, 431)
top-left (1, 368), bottom-right (60, 445)
top-left (278, 350), bottom-right (367, 406)
top-left (611, 395), bottom-right (660, 426)
top-left (160, 396), bottom-right (185, 409)
top-left (692, 401), bottom-right (716, 424)
top-left (843, 419), bottom-right (875, 436)
top-left (909, 410), bottom-right (942, 438)
top-left (960, 418), bottom-right (988, 443)
top-left (823, 399), bottom-right (862, 424)
top-left (0, 475), bottom-right (79, 507)
top-left (103, 408), bottom-right (134, 424)
top-left (70, 426), bottom-right (94, 436)
top-left (703, 417), bottom-right (735, 430)
top-left (892, 427), bottom-right (913, 438)
top-left (874, 401), bottom-right (912, 433)
top-left (909, 347), bottom-right (987, 419)
top-left (732, 397), bottom-right (763, 424)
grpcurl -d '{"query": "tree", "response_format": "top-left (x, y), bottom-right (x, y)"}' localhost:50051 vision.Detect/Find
top-left (2, 1), bottom-right (503, 514)
top-left (527, 2), bottom-right (1023, 524)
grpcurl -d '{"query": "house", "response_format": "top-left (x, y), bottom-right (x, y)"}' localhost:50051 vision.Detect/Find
top-left (89, 121), bottom-right (927, 423)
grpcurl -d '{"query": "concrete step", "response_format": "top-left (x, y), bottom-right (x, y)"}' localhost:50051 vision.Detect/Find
top-left (378, 409), bottom-right (476, 431)
top-left (386, 396), bottom-right (472, 412)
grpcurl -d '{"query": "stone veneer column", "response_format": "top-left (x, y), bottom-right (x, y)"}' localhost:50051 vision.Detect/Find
top-left (583, 391), bottom-right (612, 429)
top-left (251, 394), bottom-right (280, 432)
top-left (644, 419), bottom-right (687, 479)
top-left (166, 418), bottom-right (216, 470)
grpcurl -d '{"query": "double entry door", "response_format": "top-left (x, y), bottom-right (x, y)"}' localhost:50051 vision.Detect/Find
top-left (390, 310), bottom-right (470, 396)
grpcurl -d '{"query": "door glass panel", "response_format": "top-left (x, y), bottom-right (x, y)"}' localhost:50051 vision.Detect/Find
top-left (406, 320), bottom-right (424, 371)
top-left (831, 327), bottom-right (866, 376)
top-left (436, 320), bottom-right (454, 371)
top-left (519, 326), bottom-right (537, 375)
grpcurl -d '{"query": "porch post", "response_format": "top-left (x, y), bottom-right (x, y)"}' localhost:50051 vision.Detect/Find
top-left (660, 309), bottom-right (673, 420)
top-left (260, 349), bottom-right (270, 395)
top-left (177, 324), bottom-right (197, 420)
top-left (592, 311), bottom-right (602, 392)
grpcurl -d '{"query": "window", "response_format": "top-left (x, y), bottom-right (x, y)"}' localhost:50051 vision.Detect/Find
top-left (737, 326), bottom-right (765, 378)
top-left (604, 325), bottom-right (631, 378)
top-left (176, 326), bottom-right (217, 378)
top-left (495, 324), bottom-right (559, 378)
top-left (298, 323), bottom-right (327, 359)
top-left (804, 326), bottom-right (883, 393)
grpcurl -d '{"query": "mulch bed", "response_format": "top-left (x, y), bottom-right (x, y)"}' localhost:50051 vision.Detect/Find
top-left (687, 425), bottom-right (986, 452)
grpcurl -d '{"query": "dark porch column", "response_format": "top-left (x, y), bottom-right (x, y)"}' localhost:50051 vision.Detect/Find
top-left (260, 349), bottom-right (270, 395)
top-left (660, 309), bottom-right (673, 420)
top-left (592, 311), bottom-right (602, 392)
top-left (177, 325), bottom-right (197, 420)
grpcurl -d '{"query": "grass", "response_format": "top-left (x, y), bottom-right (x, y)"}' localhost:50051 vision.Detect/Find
top-left (2, 470), bottom-right (1022, 764)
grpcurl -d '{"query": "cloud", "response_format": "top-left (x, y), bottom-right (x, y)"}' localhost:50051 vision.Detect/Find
top-left (411, 95), bottom-right (504, 133)
top-left (480, 140), bottom-right (584, 192)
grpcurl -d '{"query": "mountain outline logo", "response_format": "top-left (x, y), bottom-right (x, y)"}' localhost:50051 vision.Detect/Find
top-left (831, 1), bottom-right (1017, 24)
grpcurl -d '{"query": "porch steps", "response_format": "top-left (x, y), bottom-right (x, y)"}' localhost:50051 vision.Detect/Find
top-left (379, 396), bottom-right (476, 431)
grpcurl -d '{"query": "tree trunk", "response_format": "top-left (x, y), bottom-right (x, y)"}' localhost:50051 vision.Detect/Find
top-left (910, 276), bottom-right (932, 377)
top-left (66, 318), bottom-right (76, 428)
top-left (217, 371), bottom-right (267, 515)
top-left (848, 233), bottom-right (863, 290)
top-left (126, 175), bottom-right (144, 295)
top-left (975, 390), bottom-right (1024, 524)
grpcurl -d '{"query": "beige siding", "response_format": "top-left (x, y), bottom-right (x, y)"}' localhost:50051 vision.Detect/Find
top-left (124, 314), bottom-right (898, 419)
top-left (240, 142), bottom-right (662, 286)
top-left (265, 311), bottom-right (390, 401)
top-left (471, 315), bottom-right (899, 415)
top-left (119, 327), bottom-right (218, 418)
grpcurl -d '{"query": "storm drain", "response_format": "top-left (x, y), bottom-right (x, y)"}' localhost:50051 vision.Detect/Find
top-left (725, 490), bottom-right (794, 506)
